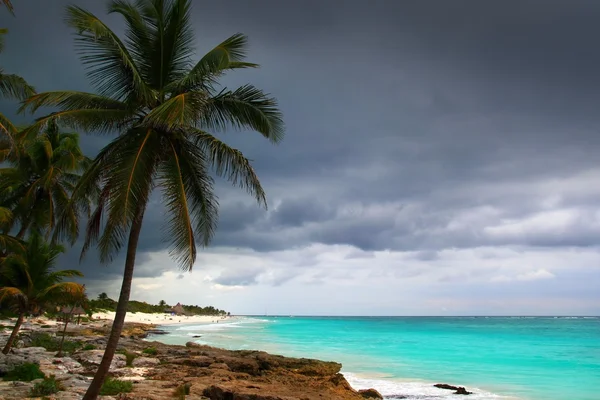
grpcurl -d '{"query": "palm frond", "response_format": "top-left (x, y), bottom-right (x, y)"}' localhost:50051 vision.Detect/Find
top-left (163, 137), bottom-right (218, 260)
top-left (1, 0), bottom-right (14, 16)
top-left (158, 138), bottom-right (199, 270)
top-left (142, 91), bottom-right (206, 129)
top-left (0, 287), bottom-right (25, 305)
top-left (65, 5), bottom-right (156, 104)
top-left (19, 91), bottom-right (129, 114)
top-left (202, 84), bottom-right (284, 143)
top-left (0, 112), bottom-right (17, 142)
top-left (21, 109), bottom-right (135, 139)
top-left (83, 128), bottom-right (159, 262)
top-left (169, 33), bottom-right (257, 94)
top-left (156, 0), bottom-right (194, 88)
top-left (189, 128), bottom-right (266, 207)
top-left (0, 72), bottom-right (35, 100)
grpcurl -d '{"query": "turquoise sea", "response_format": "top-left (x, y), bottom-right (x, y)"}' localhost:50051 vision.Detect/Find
top-left (148, 316), bottom-right (600, 400)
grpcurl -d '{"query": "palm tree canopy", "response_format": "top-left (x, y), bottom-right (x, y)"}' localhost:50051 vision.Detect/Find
top-left (0, 120), bottom-right (94, 242)
top-left (0, 233), bottom-right (84, 315)
top-left (0, 28), bottom-right (35, 141)
top-left (21, 0), bottom-right (284, 271)
top-left (0, 206), bottom-right (23, 254)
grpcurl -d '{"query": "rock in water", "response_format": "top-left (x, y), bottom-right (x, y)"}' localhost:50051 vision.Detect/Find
top-left (434, 383), bottom-right (473, 395)
top-left (359, 388), bottom-right (384, 399)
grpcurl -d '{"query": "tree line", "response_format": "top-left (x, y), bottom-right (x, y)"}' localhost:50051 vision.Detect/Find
top-left (89, 293), bottom-right (227, 315)
top-left (0, 0), bottom-right (283, 398)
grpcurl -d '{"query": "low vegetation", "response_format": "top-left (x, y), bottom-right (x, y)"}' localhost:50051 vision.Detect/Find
top-left (173, 383), bottom-right (191, 399)
top-left (2, 363), bottom-right (45, 381)
top-left (142, 347), bottom-right (158, 356)
top-left (118, 349), bottom-right (137, 367)
top-left (99, 378), bottom-right (133, 396)
top-left (30, 332), bottom-right (81, 354)
top-left (29, 375), bottom-right (64, 397)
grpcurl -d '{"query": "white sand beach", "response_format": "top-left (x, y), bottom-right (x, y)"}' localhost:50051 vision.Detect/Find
top-left (91, 311), bottom-right (228, 325)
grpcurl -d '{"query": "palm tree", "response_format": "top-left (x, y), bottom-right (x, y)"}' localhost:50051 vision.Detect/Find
top-left (0, 233), bottom-right (84, 354)
top-left (57, 285), bottom-right (88, 356)
top-left (0, 119), bottom-right (94, 241)
top-left (20, 1), bottom-right (283, 397)
top-left (0, 28), bottom-right (35, 142)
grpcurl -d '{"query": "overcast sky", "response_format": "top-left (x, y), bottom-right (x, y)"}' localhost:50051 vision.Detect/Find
top-left (2, 0), bottom-right (600, 315)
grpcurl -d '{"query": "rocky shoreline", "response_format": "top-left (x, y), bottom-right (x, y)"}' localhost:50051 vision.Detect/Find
top-left (0, 318), bottom-right (383, 399)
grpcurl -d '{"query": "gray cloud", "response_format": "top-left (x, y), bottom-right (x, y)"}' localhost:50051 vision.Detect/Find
top-left (2, 0), bottom-right (599, 313)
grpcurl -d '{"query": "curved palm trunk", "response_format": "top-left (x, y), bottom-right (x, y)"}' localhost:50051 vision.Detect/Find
top-left (82, 207), bottom-right (146, 400)
top-left (2, 312), bottom-right (24, 354)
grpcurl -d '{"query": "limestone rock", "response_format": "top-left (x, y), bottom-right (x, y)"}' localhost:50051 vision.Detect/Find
top-left (73, 349), bottom-right (126, 370)
top-left (131, 356), bottom-right (160, 367)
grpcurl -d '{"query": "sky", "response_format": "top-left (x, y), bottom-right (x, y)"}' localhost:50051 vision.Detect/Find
top-left (2, 0), bottom-right (599, 316)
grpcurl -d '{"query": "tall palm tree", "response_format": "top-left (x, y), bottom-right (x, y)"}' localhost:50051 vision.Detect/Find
top-left (20, 1), bottom-right (283, 398)
top-left (0, 28), bottom-right (35, 143)
top-left (0, 120), bottom-right (94, 241)
top-left (0, 233), bottom-right (84, 354)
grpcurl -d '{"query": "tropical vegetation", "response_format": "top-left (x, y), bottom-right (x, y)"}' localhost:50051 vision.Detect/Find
top-left (0, 233), bottom-right (85, 354)
top-left (0, 0), bottom-right (282, 398)
top-left (88, 292), bottom-right (227, 315)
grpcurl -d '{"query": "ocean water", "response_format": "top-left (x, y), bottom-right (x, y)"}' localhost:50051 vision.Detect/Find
top-left (149, 316), bottom-right (600, 400)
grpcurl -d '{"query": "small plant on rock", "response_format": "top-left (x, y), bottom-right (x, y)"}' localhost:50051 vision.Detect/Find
top-left (173, 383), bottom-right (191, 399)
top-left (142, 347), bottom-right (157, 356)
top-left (3, 363), bottom-right (45, 381)
top-left (30, 375), bottom-right (64, 396)
top-left (99, 378), bottom-right (133, 396)
top-left (82, 343), bottom-right (96, 350)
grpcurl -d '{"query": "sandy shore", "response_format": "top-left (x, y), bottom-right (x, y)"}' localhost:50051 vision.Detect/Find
top-left (91, 311), bottom-right (229, 325)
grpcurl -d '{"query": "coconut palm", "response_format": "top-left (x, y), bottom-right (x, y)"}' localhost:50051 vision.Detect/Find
top-left (20, 1), bottom-right (283, 397)
top-left (0, 119), bottom-right (94, 241)
top-left (0, 233), bottom-right (84, 354)
top-left (0, 28), bottom-right (35, 142)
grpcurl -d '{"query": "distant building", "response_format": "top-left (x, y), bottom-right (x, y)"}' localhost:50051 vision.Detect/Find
top-left (166, 302), bottom-right (187, 315)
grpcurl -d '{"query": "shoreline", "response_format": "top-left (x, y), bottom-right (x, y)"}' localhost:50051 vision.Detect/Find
top-left (1, 315), bottom-right (522, 399)
top-left (146, 316), bottom-right (525, 400)
top-left (0, 315), bottom-right (384, 399)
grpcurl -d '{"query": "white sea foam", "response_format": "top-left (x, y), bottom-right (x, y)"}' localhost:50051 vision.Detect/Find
top-left (344, 373), bottom-right (521, 400)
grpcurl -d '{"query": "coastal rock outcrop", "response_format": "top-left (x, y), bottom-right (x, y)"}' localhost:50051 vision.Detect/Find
top-left (72, 349), bottom-right (126, 370)
top-left (434, 383), bottom-right (473, 395)
top-left (358, 388), bottom-right (383, 399)
top-left (1, 322), bottom-right (382, 400)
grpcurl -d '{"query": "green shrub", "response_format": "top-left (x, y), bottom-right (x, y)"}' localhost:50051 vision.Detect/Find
top-left (142, 347), bottom-right (157, 356)
top-left (40, 325), bottom-right (52, 328)
top-left (118, 349), bottom-right (137, 367)
top-left (3, 363), bottom-right (45, 382)
top-left (173, 383), bottom-right (191, 398)
top-left (29, 375), bottom-right (64, 396)
top-left (29, 332), bottom-right (81, 354)
top-left (99, 378), bottom-right (133, 395)
top-left (82, 343), bottom-right (96, 351)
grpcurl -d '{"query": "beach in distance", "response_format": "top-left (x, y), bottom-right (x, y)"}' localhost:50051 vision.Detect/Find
top-left (91, 311), bottom-right (232, 325)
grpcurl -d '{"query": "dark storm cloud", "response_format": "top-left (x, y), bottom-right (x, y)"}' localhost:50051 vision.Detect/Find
top-left (4, 0), bottom-right (600, 285)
